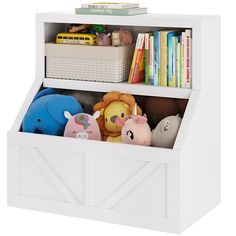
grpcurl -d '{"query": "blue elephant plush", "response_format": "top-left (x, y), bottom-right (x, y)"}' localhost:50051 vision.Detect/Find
top-left (22, 88), bottom-right (83, 135)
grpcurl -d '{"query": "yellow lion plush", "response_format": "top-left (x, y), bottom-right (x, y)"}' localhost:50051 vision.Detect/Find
top-left (93, 91), bottom-right (142, 142)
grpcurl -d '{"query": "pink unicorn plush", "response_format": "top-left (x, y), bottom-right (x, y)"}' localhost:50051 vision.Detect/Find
top-left (64, 111), bottom-right (101, 141)
top-left (115, 104), bottom-right (152, 146)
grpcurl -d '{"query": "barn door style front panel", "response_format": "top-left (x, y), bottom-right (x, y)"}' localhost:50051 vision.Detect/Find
top-left (9, 144), bottom-right (178, 219)
top-left (17, 146), bottom-right (84, 204)
top-left (85, 154), bottom-right (178, 219)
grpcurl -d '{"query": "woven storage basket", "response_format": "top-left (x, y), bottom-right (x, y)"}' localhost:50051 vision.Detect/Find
top-left (45, 43), bottom-right (135, 83)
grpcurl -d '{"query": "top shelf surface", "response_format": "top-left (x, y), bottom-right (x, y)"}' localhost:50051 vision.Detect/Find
top-left (37, 11), bottom-right (216, 28)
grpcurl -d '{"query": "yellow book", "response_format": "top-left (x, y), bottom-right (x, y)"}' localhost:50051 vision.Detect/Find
top-left (128, 34), bottom-right (141, 83)
top-left (159, 31), bottom-right (168, 86)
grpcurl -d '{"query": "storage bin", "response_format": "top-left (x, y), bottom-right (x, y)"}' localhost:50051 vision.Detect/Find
top-left (45, 43), bottom-right (135, 82)
top-left (8, 12), bottom-right (221, 234)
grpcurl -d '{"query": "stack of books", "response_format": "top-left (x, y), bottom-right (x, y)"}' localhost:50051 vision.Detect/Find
top-left (75, 2), bottom-right (147, 16)
top-left (128, 29), bottom-right (192, 89)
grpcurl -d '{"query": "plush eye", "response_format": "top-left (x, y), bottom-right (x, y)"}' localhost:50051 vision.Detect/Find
top-left (126, 130), bottom-right (134, 140)
top-left (37, 119), bottom-right (41, 122)
top-left (105, 118), bottom-right (108, 122)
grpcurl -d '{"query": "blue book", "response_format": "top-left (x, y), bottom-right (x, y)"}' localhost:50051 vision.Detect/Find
top-left (153, 31), bottom-right (160, 86)
top-left (167, 31), bottom-right (176, 87)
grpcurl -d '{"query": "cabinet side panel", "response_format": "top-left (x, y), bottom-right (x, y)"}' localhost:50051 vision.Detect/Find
top-left (180, 16), bottom-right (221, 232)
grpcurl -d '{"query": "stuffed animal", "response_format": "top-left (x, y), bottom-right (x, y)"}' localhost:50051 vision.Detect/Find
top-left (112, 29), bottom-right (133, 46)
top-left (111, 31), bottom-right (120, 46)
top-left (22, 88), bottom-right (83, 136)
top-left (120, 29), bottom-right (133, 45)
top-left (144, 97), bottom-right (187, 129)
top-left (93, 91), bottom-right (142, 142)
top-left (115, 104), bottom-right (151, 146)
top-left (64, 111), bottom-right (101, 140)
top-left (152, 115), bottom-right (182, 149)
top-left (96, 32), bottom-right (111, 46)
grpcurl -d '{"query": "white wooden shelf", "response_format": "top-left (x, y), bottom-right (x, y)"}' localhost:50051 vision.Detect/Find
top-left (43, 78), bottom-right (191, 99)
top-left (8, 12), bottom-right (220, 234)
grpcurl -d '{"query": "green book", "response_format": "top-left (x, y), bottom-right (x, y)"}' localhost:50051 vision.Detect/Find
top-left (180, 35), bottom-right (183, 88)
top-left (75, 7), bottom-right (147, 16)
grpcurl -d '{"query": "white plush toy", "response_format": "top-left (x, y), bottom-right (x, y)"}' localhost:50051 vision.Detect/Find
top-left (152, 115), bottom-right (182, 149)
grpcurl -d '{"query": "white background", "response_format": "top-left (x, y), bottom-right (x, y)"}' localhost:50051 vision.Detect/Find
top-left (0, 0), bottom-right (235, 235)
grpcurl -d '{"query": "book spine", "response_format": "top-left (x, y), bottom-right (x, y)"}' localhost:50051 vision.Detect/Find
top-left (75, 8), bottom-right (128, 15)
top-left (172, 36), bottom-right (177, 87)
top-left (75, 8), bottom-right (146, 16)
top-left (180, 35), bottom-right (183, 88)
top-left (190, 36), bottom-right (192, 88)
top-left (81, 3), bottom-right (139, 9)
top-left (176, 40), bottom-right (180, 88)
top-left (144, 33), bottom-right (150, 85)
top-left (133, 34), bottom-right (145, 83)
top-left (160, 32), bottom-right (168, 87)
top-left (128, 34), bottom-right (141, 83)
top-left (158, 32), bottom-right (161, 86)
top-left (149, 36), bottom-right (154, 85)
top-left (138, 39), bottom-right (145, 82)
top-left (153, 31), bottom-right (159, 86)
top-left (167, 32), bottom-right (175, 87)
top-left (181, 32), bottom-right (186, 88)
top-left (185, 30), bottom-right (191, 88)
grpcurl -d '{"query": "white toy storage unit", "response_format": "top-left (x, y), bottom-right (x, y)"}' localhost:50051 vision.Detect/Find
top-left (7, 12), bottom-right (220, 234)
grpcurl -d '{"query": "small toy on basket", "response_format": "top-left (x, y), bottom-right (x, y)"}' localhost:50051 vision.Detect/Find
top-left (64, 111), bottom-right (101, 140)
top-left (96, 32), bottom-right (111, 46)
top-left (56, 33), bottom-right (97, 45)
top-left (22, 88), bottom-right (83, 136)
top-left (152, 115), bottom-right (182, 148)
top-left (68, 24), bottom-right (91, 33)
top-left (115, 104), bottom-right (152, 146)
top-left (112, 29), bottom-right (133, 46)
top-left (93, 91), bottom-right (142, 142)
top-left (91, 24), bottom-right (106, 33)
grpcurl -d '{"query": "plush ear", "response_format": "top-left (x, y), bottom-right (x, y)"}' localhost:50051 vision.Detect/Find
top-left (115, 117), bottom-right (125, 127)
top-left (47, 95), bottom-right (83, 124)
top-left (64, 111), bottom-right (72, 120)
top-left (93, 111), bottom-right (100, 119)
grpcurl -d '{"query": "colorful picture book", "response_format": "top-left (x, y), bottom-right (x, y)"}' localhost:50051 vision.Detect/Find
top-left (128, 33), bottom-right (145, 83)
top-left (129, 29), bottom-right (192, 88)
